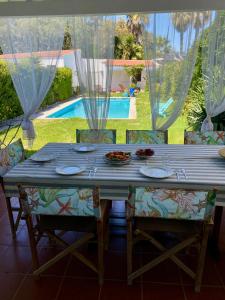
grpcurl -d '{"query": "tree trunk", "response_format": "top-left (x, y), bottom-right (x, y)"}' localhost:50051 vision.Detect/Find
top-left (180, 31), bottom-right (184, 55)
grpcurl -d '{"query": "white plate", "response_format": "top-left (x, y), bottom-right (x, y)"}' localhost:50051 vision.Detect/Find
top-left (30, 153), bottom-right (57, 162)
top-left (73, 145), bottom-right (96, 152)
top-left (139, 166), bottom-right (174, 178)
top-left (55, 165), bottom-right (86, 175)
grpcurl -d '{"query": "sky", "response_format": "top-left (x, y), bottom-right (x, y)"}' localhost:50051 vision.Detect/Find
top-left (118, 12), bottom-right (215, 53)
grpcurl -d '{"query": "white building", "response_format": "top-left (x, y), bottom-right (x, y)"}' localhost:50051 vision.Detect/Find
top-left (0, 50), bottom-right (155, 92)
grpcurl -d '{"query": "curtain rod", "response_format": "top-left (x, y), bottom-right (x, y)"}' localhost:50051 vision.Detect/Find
top-left (0, 0), bottom-right (223, 17)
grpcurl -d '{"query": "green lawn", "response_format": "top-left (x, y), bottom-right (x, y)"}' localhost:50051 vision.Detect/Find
top-left (1, 91), bottom-right (187, 151)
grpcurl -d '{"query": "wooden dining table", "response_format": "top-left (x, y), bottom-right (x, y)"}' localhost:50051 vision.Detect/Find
top-left (3, 142), bottom-right (225, 252)
top-left (3, 142), bottom-right (225, 193)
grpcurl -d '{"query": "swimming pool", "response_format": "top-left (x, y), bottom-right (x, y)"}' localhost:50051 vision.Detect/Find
top-left (48, 98), bottom-right (131, 119)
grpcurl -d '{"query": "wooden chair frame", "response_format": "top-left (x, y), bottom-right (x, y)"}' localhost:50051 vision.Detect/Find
top-left (19, 186), bottom-right (111, 285)
top-left (127, 216), bottom-right (212, 292)
top-left (184, 129), bottom-right (225, 257)
top-left (125, 130), bottom-right (168, 144)
top-left (0, 179), bottom-right (23, 238)
top-left (0, 138), bottom-right (25, 238)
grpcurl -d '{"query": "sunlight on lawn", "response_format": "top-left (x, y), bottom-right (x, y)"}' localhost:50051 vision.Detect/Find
top-left (0, 91), bottom-right (188, 151)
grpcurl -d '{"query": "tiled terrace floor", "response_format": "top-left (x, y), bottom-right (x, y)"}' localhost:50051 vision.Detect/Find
top-left (1, 191), bottom-right (225, 300)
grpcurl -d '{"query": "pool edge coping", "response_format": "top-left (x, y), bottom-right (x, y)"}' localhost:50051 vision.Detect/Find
top-left (36, 97), bottom-right (82, 119)
top-left (35, 96), bottom-right (137, 120)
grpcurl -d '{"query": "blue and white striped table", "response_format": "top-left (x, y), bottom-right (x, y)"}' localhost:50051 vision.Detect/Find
top-left (3, 143), bottom-right (225, 206)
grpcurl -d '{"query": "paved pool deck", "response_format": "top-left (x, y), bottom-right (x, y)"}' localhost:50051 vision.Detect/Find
top-left (36, 97), bottom-right (137, 120)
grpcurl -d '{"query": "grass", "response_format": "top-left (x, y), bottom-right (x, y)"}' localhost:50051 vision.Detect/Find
top-left (1, 91), bottom-right (187, 152)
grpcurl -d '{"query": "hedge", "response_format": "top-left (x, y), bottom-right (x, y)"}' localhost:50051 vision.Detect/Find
top-left (0, 61), bottom-right (73, 122)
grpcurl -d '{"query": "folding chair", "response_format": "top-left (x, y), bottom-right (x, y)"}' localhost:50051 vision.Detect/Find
top-left (126, 130), bottom-right (168, 144)
top-left (184, 130), bottom-right (225, 255)
top-left (0, 139), bottom-right (25, 237)
top-left (127, 186), bottom-right (216, 292)
top-left (76, 129), bottom-right (116, 144)
top-left (18, 185), bottom-right (111, 285)
top-left (184, 130), bottom-right (225, 145)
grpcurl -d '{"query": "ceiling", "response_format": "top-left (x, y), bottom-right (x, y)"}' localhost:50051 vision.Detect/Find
top-left (0, 0), bottom-right (224, 17)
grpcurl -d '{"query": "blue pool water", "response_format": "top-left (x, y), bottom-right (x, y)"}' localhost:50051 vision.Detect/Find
top-left (48, 98), bottom-right (130, 119)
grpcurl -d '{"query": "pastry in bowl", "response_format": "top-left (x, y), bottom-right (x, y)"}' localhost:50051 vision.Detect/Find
top-left (135, 148), bottom-right (154, 159)
top-left (105, 151), bottom-right (131, 165)
top-left (105, 151), bottom-right (131, 161)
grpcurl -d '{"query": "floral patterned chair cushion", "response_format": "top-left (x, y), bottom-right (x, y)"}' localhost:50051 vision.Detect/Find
top-left (184, 131), bottom-right (225, 145)
top-left (126, 130), bottom-right (168, 144)
top-left (76, 129), bottom-right (116, 144)
top-left (0, 139), bottom-right (25, 176)
top-left (128, 187), bottom-right (216, 221)
top-left (22, 186), bottom-right (100, 218)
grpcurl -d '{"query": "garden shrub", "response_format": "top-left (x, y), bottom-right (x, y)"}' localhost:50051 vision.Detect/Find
top-left (0, 61), bottom-right (23, 121)
top-left (0, 61), bottom-right (73, 121)
top-left (186, 22), bottom-right (225, 130)
top-left (125, 65), bottom-right (144, 84)
top-left (186, 78), bottom-right (206, 130)
top-left (187, 77), bottom-right (225, 131)
top-left (43, 67), bottom-right (73, 106)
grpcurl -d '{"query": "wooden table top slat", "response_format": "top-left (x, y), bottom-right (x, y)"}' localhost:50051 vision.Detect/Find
top-left (3, 143), bottom-right (225, 192)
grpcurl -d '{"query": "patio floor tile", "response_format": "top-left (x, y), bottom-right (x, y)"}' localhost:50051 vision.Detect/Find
top-left (184, 286), bottom-right (225, 300)
top-left (0, 273), bottom-right (24, 300)
top-left (0, 245), bottom-right (32, 274)
top-left (37, 247), bottom-right (70, 277)
top-left (100, 281), bottom-right (142, 300)
top-left (142, 283), bottom-right (185, 300)
top-left (180, 254), bottom-right (224, 286)
top-left (65, 252), bottom-right (98, 279)
top-left (57, 277), bottom-right (101, 300)
top-left (141, 254), bottom-right (181, 284)
top-left (13, 275), bottom-right (62, 300)
top-left (0, 198), bottom-right (225, 299)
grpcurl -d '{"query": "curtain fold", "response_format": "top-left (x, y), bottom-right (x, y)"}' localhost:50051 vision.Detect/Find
top-left (0, 17), bottom-right (65, 146)
top-left (201, 12), bottom-right (225, 132)
top-left (70, 16), bottom-right (116, 132)
top-left (143, 12), bottom-right (204, 130)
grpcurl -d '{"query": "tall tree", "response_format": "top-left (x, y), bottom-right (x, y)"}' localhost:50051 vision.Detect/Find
top-left (115, 34), bottom-right (143, 60)
top-left (155, 36), bottom-right (172, 57)
top-left (172, 12), bottom-right (192, 55)
top-left (114, 17), bottom-right (145, 59)
top-left (63, 24), bottom-right (72, 50)
top-left (192, 11), bottom-right (211, 31)
top-left (115, 19), bottom-right (130, 37)
top-left (126, 14), bottom-right (148, 45)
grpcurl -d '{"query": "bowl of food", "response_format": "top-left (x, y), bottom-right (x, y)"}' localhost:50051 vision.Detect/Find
top-left (135, 148), bottom-right (154, 159)
top-left (105, 151), bottom-right (132, 165)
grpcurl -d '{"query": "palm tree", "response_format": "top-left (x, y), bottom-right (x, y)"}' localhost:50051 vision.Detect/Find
top-left (156, 36), bottom-right (172, 57)
top-left (192, 11), bottom-right (211, 31)
top-left (171, 12), bottom-right (192, 55)
top-left (127, 14), bottom-right (148, 45)
top-left (118, 34), bottom-right (144, 60)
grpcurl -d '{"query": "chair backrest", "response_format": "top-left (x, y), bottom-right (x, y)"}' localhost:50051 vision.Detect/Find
top-left (18, 185), bottom-right (101, 219)
top-left (0, 139), bottom-right (25, 176)
top-left (126, 130), bottom-right (168, 144)
top-left (127, 186), bottom-right (216, 221)
top-left (76, 129), bottom-right (116, 144)
top-left (184, 131), bottom-right (225, 145)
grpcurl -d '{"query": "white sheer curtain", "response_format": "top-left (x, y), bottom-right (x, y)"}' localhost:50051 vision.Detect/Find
top-left (143, 12), bottom-right (204, 130)
top-left (70, 16), bottom-right (116, 130)
top-left (201, 12), bottom-right (225, 131)
top-left (0, 17), bottom-right (65, 145)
